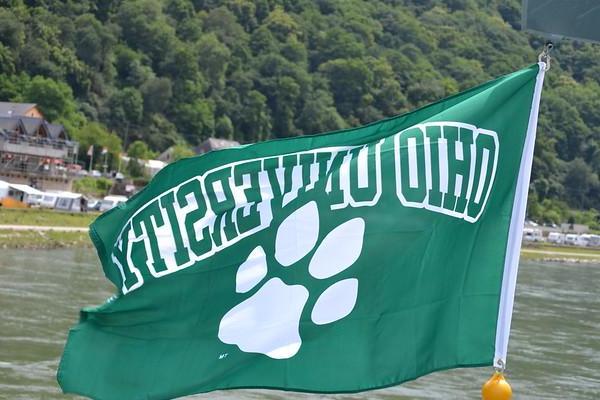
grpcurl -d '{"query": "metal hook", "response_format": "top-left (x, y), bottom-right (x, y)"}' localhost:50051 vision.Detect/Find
top-left (538, 41), bottom-right (553, 71)
top-left (494, 358), bottom-right (506, 373)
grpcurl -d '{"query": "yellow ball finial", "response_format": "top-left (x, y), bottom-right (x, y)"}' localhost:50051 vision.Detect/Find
top-left (482, 371), bottom-right (512, 400)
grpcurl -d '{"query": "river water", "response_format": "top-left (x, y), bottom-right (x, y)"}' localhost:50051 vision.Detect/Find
top-left (1, 249), bottom-right (598, 399)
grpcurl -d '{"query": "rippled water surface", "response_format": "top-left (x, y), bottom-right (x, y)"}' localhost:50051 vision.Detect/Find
top-left (1, 249), bottom-right (598, 399)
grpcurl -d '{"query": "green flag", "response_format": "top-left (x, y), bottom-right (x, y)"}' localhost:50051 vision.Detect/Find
top-left (58, 63), bottom-right (545, 400)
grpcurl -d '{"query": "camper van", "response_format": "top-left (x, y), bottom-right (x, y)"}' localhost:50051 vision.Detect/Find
top-left (576, 234), bottom-right (591, 247)
top-left (99, 195), bottom-right (128, 212)
top-left (588, 235), bottom-right (600, 247)
top-left (523, 228), bottom-right (544, 242)
top-left (564, 234), bottom-right (579, 246)
top-left (547, 232), bottom-right (565, 244)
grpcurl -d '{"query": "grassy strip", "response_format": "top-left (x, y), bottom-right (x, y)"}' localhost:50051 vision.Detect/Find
top-left (522, 243), bottom-right (600, 255)
top-left (0, 229), bottom-right (92, 249)
top-left (0, 218), bottom-right (599, 262)
top-left (0, 208), bottom-right (98, 227)
top-left (521, 243), bottom-right (600, 262)
top-left (520, 251), bottom-right (600, 262)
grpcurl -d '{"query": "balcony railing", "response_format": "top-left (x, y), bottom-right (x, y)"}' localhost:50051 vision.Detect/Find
top-left (0, 132), bottom-right (78, 159)
top-left (0, 157), bottom-right (81, 177)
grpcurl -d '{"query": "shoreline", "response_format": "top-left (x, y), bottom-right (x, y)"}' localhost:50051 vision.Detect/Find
top-left (0, 209), bottom-right (95, 249)
top-left (0, 229), bottom-right (92, 249)
top-left (1, 226), bottom-right (600, 263)
top-left (520, 243), bottom-right (600, 264)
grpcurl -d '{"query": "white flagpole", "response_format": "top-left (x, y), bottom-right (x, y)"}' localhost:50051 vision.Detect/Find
top-left (493, 60), bottom-right (547, 370)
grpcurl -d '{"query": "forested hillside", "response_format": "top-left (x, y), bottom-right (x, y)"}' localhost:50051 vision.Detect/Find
top-left (1, 0), bottom-right (600, 224)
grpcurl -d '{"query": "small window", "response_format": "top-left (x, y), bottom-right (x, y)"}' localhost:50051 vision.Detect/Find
top-left (56, 198), bottom-right (72, 209)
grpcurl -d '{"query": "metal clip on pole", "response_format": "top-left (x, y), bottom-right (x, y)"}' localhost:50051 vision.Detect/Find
top-left (538, 41), bottom-right (553, 71)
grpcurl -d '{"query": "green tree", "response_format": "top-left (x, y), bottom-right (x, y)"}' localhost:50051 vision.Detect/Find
top-left (127, 140), bottom-right (156, 160)
top-left (296, 90), bottom-right (346, 134)
top-left (197, 33), bottom-right (231, 91)
top-left (141, 77), bottom-right (173, 114)
top-left (25, 76), bottom-right (78, 122)
top-left (73, 14), bottom-right (116, 71)
top-left (116, 0), bottom-right (178, 65)
top-left (563, 158), bottom-right (599, 209)
top-left (0, 8), bottom-right (25, 50)
top-left (114, 45), bottom-right (154, 87)
top-left (144, 114), bottom-right (180, 150)
top-left (170, 143), bottom-right (195, 162)
top-left (237, 90), bottom-right (271, 142)
top-left (215, 115), bottom-right (234, 139)
top-left (71, 122), bottom-right (122, 170)
top-left (263, 7), bottom-right (299, 41)
top-left (107, 87), bottom-right (144, 130)
top-left (320, 58), bottom-right (373, 119)
top-left (171, 100), bottom-right (215, 143)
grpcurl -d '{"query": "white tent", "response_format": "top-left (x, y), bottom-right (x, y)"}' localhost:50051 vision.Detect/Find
top-left (39, 191), bottom-right (61, 208)
top-left (7, 183), bottom-right (44, 205)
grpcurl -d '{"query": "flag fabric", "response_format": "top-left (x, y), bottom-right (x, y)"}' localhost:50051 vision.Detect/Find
top-left (86, 145), bottom-right (94, 157)
top-left (58, 63), bottom-right (546, 400)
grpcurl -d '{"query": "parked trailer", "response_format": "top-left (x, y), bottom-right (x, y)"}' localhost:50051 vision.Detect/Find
top-left (523, 228), bottom-right (544, 242)
top-left (576, 234), bottom-right (592, 247)
top-left (565, 234), bottom-right (579, 246)
top-left (588, 235), bottom-right (600, 247)
top-left (547, 232), bottom-right (565, 244)
top-left (99, 195), bottom-right (128, 212)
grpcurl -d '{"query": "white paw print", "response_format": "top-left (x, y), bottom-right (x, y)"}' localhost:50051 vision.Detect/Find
top-left (218, 201), bottom-right (365, 359)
